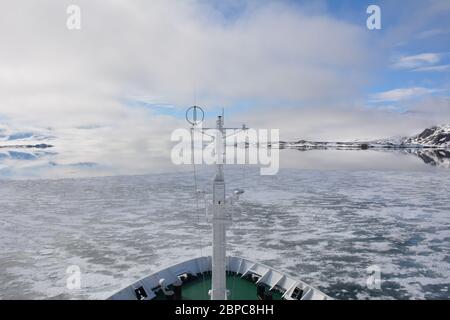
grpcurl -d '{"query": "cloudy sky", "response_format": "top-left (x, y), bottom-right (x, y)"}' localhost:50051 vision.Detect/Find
top-left (0, 0), bottom-right (449, 176)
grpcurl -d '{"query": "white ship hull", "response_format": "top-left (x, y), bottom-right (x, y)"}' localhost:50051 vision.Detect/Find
top-left (109, 256), bottom-right (331, 300)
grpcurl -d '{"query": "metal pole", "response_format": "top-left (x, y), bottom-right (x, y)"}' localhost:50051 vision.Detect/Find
top-left (210, 115), bottom-right (229, 300)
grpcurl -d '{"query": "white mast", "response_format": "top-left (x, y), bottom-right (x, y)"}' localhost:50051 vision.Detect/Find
top-left (186, 106), bottom-right (246, 300)
top-left (210, 115), bottom-right (230, 300)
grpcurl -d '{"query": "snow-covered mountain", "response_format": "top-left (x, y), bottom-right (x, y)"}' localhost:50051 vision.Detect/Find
top-left (403, 125), bottom-right (450, 148)
top-left (283, 125), bottom-right (450, 149)
top-left (0, 124), bottom-right (54, 148)
top-left (0, 126), bottom-right (52, 142)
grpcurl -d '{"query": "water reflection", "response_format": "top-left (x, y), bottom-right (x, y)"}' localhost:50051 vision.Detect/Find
top-left (403, 149), bottom-right (450, 168)
top-left (1, 144), bottom-right (450, 179)
top-left (283, 147), bottom-right (450, 169)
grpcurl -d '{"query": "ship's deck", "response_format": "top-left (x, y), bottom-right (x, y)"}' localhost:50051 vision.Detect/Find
top-left (154, 272), bottom-right (284, 300)
top-left (109, 256), bottom-right (331, 300)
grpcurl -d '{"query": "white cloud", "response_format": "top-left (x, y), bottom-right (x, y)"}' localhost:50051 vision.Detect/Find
top-left (238, 103), bottom-right (447, 142)
top-left (0, 0), bottom-right (376, 177)
top-left (413, 64), bottom-right (450, 72)
top-left (391, 53), bottom-right (441, 69)
top-left (370, 87), bottom-right (437, 103)
top-left (408, 96), bottom-right (450, 119)
top-left (416, 28), bottom-right (450, 39)
top-left (0, 1), bottom-right (375, 120)
top-left (0, 0), bottom-right (373, 127)
top-left (0, 1), bottom-right (449, 178)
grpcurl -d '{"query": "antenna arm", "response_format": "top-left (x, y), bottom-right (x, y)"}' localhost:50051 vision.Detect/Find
top-left (224, 128), bottom-right (249, 138)
top-left (191, 128), bottom-right (216, 139)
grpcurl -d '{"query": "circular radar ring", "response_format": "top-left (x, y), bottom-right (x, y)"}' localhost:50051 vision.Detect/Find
top-left (186, 106), bottom-right (205, 126)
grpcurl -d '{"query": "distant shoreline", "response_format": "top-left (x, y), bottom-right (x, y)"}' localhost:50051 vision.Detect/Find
top-left (0, 143), bottom-right (53, 149)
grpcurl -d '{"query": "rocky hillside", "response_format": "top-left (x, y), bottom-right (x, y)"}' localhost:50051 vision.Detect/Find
top-left (403, 125), bottom-right (450, 147)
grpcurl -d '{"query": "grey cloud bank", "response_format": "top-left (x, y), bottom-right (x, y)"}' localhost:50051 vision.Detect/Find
top-left (0, 0), bottom-right (449, 177)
